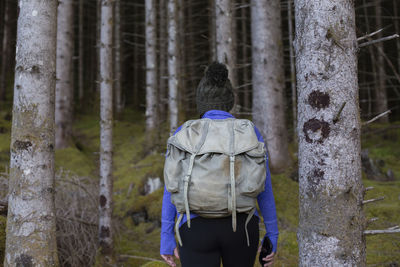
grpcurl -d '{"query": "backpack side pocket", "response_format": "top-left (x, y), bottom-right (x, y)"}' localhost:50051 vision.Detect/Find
top-left (164, 145), bottom-right (187, 193)
top-left (237, 143), bottom-right (266, 197)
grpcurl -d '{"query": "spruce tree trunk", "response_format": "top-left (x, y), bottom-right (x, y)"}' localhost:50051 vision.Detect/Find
top-left (394, 0), bottom-right (400, 76)
top-left (215, 0), bottom-right (237, 105)
top-left (362, 0), bottom-right (376, 116)
top-left (250, 0), bottom-right (290, 173)
top-left (209, 0), bottom-right (216, 62)
top-left (114, 0), bottom-right (123, 114)
top-left (98, 0), bottom-right (114, 257)
top-left (241, 0), bottom-right (250, 110)
top-left (288, 0), bottom-right (297, 139)
top-left (168, 0), bottom-right (178, 133)
top-left (177, 0), bottom-right (186, 117)
top-left (78, 0), bottom-right (84, 105)
top-left (374, 0), bottom-right (389, 122)
top-left (158, 0), bottom-right (167, 122)
top-left (4, 0), bottom-right (59, 266)
top-left (55, 0), bottom-right (74, 149)
top-left (0, 0), bottom-right (13, 101)
top-left (145, 0), bottom-right (158, 132)
top-left (294, 1), bottom-right (366, 265)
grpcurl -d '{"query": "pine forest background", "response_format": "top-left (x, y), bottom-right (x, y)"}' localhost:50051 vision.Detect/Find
top-left (0, 0), bottom-right (400, 266)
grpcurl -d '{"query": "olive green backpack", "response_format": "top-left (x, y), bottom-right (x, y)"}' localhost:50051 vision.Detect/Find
top-left (164, 118), bottom-right (266, 246)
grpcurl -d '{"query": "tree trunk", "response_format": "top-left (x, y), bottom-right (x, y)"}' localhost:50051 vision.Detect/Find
top-left (215, 0), bottom-right (237, 108)
top-left (78, 0), bottom-right (84, 105)
top-left (96, 0), bottom-right (102, 95)
top-left (114, 0), bottom-right (123, 114)
top-left (168, 0), bottom-right (179, 133)
top-left (374, 0), bottom-right (389, 122)
top-left (0, 0), bottom-right (13, 101)
top-left (209, 0), bottom-right (216, 62)
top-left (241, 0), bottom-right (250, 111)
top-left (55, 0), bottom-right (75, 149)
top-left (251, 0), bottom-right (290, 173)
top-left (394, 0), bottom-right (400, 75)
top-left (145, 0), bottom-right (158, 132)
top-left (362, 0), bottom-right (375, 117)
top-left (177, 0), bottom-right (186, 118)
top-left (294, 1), bottom-right (366, 265)
top-left (133, 2), bottom-right (139, 109)
top-left (98, 0), bottom-right (114, 257)
top-left (158, 0), bottom-right (167, 122)
top-left (4, 0), bottom-right (59, 265)
top-left (288, 0), bottom-right (297, 140)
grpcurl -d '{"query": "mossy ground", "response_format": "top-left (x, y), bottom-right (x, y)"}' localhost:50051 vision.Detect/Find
top-left (0, 110), bottom-right (399, 266)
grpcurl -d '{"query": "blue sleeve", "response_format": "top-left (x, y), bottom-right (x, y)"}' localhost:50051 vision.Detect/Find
top-left (160, 186), bottom-right (177, 255)
top-left (160, 125), bottom-right (182, 255)
top-left (254, 127), bottom-right (279, 252)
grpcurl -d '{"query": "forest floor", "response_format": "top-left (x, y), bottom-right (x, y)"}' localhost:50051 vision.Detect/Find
top-left (0, 108), bottom-right (399, 266)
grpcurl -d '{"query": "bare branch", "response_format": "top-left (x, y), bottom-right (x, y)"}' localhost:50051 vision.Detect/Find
top-left (359, 34), bottom-right (399, 48)
top-left (363, 110), bottom-right (391, 125)
top-left (357, 28), bottom-right (384, 42)
top-left (363, 196), bottom-right (385, 205)
top-left (364, 229), bottom-right (400, 235)
top-left (365, 186), bottom-right (374, 191)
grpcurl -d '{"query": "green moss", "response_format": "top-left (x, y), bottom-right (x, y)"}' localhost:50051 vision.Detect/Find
top-left (361, 123), bottom-right (400, 265)
top-left (55, 146), bottom-right (96, 177)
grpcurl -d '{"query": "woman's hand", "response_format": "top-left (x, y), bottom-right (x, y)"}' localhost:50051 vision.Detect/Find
top-left (161, 247), bottom-right (180, 267)
top-left (262, 252), bottom-right (275, 267)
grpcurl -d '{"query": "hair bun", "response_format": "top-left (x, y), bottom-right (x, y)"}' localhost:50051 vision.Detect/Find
top-left (205, 62), bottom-right (228, 87)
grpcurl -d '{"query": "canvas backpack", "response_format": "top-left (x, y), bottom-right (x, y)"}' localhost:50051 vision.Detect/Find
top-left (164, 118), bottom-right (266, 246)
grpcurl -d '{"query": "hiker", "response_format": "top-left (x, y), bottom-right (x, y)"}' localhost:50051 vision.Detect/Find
top-left (160, 62), bottom-right (278, 267)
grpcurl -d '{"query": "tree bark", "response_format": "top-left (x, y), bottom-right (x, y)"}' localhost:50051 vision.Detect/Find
top-left (78, 0), bottom-right (84, 105)
top-left (209, 0), bottom-right (216, 62)
top-left (362, 0), bottom-right (375, 116)
top-left (168, 0), bottom-right (179, 133)
top-left (241, 0), bottom-right (250, 111)
top-left (393, 0), bottom-right (400, 73)
top-left (215, 0), bottom-right (237, 108)
top-left (55, 0), bottom-right (75, 149)
top-left (288, 0), bottom-right (297, 140)
top-left (114, 0), bottom-right (123, 114)
top-left (98, 0), bottom-right (114, 257)
top-left (294, 1), bottom-right (366, 265)
top-left (374, 0), bottom-right (389, 122)
top-left (0, 0), bottom-right (14, 101)
top-left (251, 0), bottom-right (290, 173)
top-left (177, 0), bottom-right (186, 117)
top-left (145, 0), bottom-right (158, 132)
top-left (158, 0), bottom-right (167, 122)
top-left (4, 0), bottom-right (59, 266)
top-left (394, 0), bottom-right (400, 76)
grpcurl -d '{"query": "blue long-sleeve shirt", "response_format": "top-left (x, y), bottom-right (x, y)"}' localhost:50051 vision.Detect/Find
top-left (160, 110), bottom-right (279, 255)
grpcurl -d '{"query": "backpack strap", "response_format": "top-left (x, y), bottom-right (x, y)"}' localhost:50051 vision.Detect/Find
top-left (183, 153), bottom-right (196, 229)
top-left (229, 155), bottom-right (237, 232)
top-left (175, 213), bottom-right (184, 246)
top-left (229, 120), bottom-right (237, 232)
top-left (244, 207), bottom-right (256, 246)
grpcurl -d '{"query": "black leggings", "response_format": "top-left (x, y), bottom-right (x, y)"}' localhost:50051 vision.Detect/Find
top-left (178, 213), bottom-right (259, 267)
